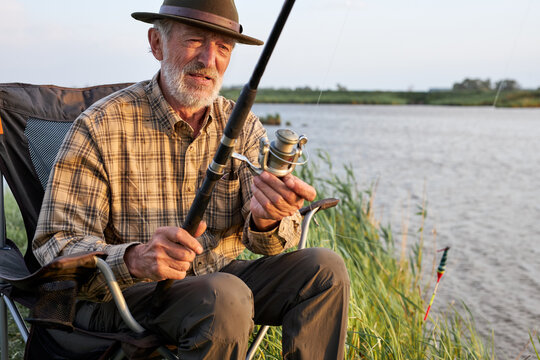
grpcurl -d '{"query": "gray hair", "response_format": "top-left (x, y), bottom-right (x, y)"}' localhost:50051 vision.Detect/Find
top-left (153, 19), bottom-right (175, 43)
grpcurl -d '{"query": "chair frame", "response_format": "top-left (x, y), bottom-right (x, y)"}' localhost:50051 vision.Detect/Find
top-left (0, 173), bottom-right (30, 360)
top-left (0, 297), bottom-right (27, 356)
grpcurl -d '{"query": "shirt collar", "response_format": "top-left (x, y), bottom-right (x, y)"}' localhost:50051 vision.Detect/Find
top-left (145, 71), bottom-right (216, 137)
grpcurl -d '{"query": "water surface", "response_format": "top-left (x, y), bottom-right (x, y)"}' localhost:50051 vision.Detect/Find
top-left (253, 103), bottom-right (540, 358)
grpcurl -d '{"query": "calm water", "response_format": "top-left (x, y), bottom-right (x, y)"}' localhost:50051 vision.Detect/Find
top-left (253, 103), bottom-right (540, 358)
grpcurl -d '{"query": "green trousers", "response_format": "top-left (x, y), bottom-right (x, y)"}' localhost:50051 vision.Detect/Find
top-left (75, 248), bottom-right (350, 359)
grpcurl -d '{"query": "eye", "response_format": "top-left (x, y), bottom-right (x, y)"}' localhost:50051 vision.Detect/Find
top-left (218, 43), bottom-right (232, 55)
top-left (186, 38), bottom-right (203, 47)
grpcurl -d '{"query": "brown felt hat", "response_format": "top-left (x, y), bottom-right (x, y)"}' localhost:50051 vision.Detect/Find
top-left (132, 0), bottom-right (263, 46)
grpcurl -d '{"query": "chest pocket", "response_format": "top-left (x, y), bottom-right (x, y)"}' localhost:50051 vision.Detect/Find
top-left (206, 176), bottom-right (243, 231)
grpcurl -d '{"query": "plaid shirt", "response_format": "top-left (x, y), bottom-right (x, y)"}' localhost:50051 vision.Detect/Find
top-left (33, 74), bottom-right (302, 302)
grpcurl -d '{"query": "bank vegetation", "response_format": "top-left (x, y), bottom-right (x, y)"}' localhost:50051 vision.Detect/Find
top-left (221, 78), bottom-right (540, 108)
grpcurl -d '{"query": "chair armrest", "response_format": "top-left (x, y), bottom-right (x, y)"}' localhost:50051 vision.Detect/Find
top-left (299, 198), bottom-right (339, 216)
top-left (1, 251), bottom-right (106, 292)
top-left (298, 198), bottom-right (340, 250)
top-left (1, 251), bottom-right (106, 330)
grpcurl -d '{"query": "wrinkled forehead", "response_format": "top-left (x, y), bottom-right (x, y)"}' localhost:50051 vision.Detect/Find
top-left (170, 21), bottom-right (236, 45)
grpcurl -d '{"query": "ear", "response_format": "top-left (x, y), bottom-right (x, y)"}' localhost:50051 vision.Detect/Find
top-left (148, 28), bottom-right (164, 61)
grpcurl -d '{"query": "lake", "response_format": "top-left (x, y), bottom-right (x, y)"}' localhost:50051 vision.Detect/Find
top-left (253, 103), bottom-right (540, 358)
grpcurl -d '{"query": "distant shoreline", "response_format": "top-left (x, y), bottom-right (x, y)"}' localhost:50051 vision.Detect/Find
top-left (220, 88), bottom-right (540, 108)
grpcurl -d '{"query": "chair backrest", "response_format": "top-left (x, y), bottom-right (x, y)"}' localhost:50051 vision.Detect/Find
top-left (0, 82), bottom-right (132, 272)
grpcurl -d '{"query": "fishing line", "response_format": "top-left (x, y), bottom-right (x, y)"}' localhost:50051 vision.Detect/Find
top-left (492, 0), bottom-right (533, 108)
top-left (315, 1), bottom-right (352, 106)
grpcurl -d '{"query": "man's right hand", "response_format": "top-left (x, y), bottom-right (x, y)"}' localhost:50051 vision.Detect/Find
top-left (124, 223), bottom-right (206, 281)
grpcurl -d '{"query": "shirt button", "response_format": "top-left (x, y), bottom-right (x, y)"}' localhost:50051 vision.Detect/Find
top-left (187, 186), bottom-right (193, 192)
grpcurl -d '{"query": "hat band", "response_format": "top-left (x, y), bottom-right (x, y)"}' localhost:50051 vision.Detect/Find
top-left (159, 5), bottom-right (241, 33)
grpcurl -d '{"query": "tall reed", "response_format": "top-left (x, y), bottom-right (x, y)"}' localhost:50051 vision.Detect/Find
top-left (250, 154), bottom-right (497, 359)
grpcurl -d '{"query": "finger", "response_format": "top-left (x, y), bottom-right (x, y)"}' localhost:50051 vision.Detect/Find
top-left (194, 220), bottom-right (207, 238)
top-left (153, 243), bottom-right (194, 279)
top-left (250, 187), bottom-right (271, 219)
top-left (253, 175), bottom-right (303, 216)
top-left (254, 172), bottom-right (302, 209)
top-left (251, 182), bottom-right (295, 220)
top-left (163, 258), bottom-right (192, 273)
top-left (162, 243), bottom-right (197, 263)
top-left (149, 263), bottom-right (188, 281)
top-left (282, 174), bottom-right (317, 201)
top-left (148, 266), bottom-right (188, 281)
top-left (249, 195), bottom-right (280, 231)
top-left (258, 171), bottom-right (291, 195)
top-left (160, 271), bottom-right (187, 281)
top-left (174, 228), bottom-right (204, 254)
top-left (155, 227), bottom-right (203, 254)
top-left (148, 232), bottom-right (197, 263)
top-left (129, 244), bottom-right (191, 281)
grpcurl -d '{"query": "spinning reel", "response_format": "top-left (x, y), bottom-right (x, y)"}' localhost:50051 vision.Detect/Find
top-left (232, 129), bottom-right (308, 178)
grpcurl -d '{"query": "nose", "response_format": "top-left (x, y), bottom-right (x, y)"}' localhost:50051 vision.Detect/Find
top-left (197, 43), bottom-right (217, 69)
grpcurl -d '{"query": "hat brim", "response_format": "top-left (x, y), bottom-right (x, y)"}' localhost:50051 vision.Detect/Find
top-left (132, 12), bottom-right (264, 46)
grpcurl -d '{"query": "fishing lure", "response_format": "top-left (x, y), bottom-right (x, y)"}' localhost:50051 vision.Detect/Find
top-left (424, 247), bottom-right (450, 321)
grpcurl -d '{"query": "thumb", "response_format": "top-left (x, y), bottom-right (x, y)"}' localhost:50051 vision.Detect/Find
top-left (194, 220), bottom-right (207, 238)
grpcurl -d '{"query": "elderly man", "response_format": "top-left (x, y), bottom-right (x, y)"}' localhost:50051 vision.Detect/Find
top-left (33, 0), bottom-right (350, 358)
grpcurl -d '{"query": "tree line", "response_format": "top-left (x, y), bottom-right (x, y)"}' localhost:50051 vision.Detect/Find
top-left (452, 78), bottom-right (522, 91)
top-left (223, 78), bottom-right (531, 93)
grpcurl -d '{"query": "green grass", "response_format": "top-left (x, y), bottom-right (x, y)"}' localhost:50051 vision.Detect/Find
top-left (220, 87), bottom-right (540, 107)
top-left (1, 155), bottom-right (526, 359)
top-left (531, 332), bottom-right (540, 359)
top-left (4, 190), bottom-right (27, 252)
top-left (2, 189), bottom-right (29, 359)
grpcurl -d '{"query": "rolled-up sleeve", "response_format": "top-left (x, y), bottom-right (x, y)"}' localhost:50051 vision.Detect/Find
top-left (242, 211), bottom-right (302, 255)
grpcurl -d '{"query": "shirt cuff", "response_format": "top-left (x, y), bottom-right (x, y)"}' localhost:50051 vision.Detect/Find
top-left (105, 242), bottom-right (142, 287)
top-left (79, 242), bottom-right (142, 302)
top-left (244, 211), bottom-right (302, 255)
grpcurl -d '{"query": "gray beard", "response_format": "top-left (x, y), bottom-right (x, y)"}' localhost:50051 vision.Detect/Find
top-left (162, 60), bottom-right (222, 110)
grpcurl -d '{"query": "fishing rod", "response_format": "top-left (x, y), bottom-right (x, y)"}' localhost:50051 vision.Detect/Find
top-left (149, 0), bottom-right (298, 313)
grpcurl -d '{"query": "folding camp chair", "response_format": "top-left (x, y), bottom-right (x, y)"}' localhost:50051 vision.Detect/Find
top-left (0, 82), bottom-right (338, 359)
top-left (0, 82), bottom-right (178, 360)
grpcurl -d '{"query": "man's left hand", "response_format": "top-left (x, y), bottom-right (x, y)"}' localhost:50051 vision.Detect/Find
top-left (250, 171), bottom-right (316, 231)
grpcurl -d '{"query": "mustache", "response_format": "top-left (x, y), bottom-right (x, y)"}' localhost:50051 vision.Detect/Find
top-left (182, 61), bottom-right (219, 80)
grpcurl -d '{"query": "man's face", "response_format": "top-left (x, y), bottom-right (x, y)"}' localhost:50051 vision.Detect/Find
top-left (159, 23), bottom-right (235, 110)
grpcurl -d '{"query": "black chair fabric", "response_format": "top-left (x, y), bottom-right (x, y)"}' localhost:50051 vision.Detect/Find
top-left (24, 117), bottom-right (73, 190)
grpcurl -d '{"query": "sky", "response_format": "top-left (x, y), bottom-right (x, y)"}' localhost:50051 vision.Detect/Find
top-left (1, 0), bottom-right (539, 91)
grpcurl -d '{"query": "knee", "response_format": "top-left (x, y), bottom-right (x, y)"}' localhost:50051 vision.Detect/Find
top-left (299, 248), bottom-right (350, 287)
top-left (206, 272), bottom-right (254, 313)
top-left (196, 273), bottom-right (254, 340)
